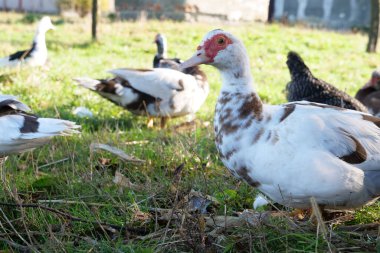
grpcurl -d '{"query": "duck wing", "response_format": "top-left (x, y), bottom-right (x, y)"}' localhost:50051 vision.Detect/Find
top-left (274, 102), bottom-right (379, 164)
top-left (0, 95), bottom-right (79, 156)
top-left (108, 68), bottom-right (196, 101)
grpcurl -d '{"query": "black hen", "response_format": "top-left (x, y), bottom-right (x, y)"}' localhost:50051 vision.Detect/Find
top-left (286, 51), bottom-right (368, 112)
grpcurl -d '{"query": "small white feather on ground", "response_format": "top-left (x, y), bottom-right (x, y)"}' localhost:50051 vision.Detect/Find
top-left (253, 194), bottom-right (269, 210)
top-left (73, 106), bottom-right (93, 118)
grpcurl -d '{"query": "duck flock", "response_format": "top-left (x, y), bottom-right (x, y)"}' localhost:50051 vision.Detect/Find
top-left (1, 17), bottom-right (380, 213)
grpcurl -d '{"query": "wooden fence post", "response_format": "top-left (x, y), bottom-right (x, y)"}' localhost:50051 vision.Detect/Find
top-left (367, 0), bottom-right (380, 53)
top-left (92, 0), bottom-right (98, 41)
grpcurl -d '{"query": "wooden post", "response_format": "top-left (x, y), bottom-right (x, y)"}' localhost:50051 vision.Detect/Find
top-left (18, 0), bottom-right (23, 11)
top-left (268, 0), bottom-right (275, 23)
top-left (92, 0), bottom-right (98, 41)
top-left (367, 0), bottom-right (380, 53)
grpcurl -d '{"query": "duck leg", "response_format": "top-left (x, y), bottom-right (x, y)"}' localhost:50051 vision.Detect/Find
top-left (0, 157), bottom-right (7, 185)
top-left (160, 117), bottom-right (168, 129)
top-left (290, 208), bottom-right (311, 221)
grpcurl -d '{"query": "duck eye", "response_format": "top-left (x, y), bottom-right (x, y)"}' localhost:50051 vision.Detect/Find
top-left (217, 37), bottom-right (225, 45)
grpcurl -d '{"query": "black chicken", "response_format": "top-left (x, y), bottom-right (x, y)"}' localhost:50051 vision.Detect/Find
top-left (285, 51), bottom-right (368, 112)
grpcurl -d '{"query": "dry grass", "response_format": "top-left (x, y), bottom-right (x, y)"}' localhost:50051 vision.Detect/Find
top-left (0, 12), bottom-right (379, 252)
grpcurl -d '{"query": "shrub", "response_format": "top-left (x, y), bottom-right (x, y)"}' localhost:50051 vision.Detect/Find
top-left (20, 13), bottom-right (43, 24)
top-left (57, 0), bottom-right (111, 17)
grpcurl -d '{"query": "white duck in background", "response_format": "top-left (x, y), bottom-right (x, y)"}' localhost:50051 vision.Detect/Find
top-left (0, 16), bottom-right (55, 69)
top-left (181, 29), bottom-right (380, 210)
top-left (0, 95), bottom-right (79, 157)
top-left (74, 67), bottom-right (209, 128)
top-left (153, 33), bottom-right (182, 70)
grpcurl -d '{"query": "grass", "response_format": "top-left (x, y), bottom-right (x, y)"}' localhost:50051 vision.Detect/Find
top-left (0, 12), bottom-right (379, 252)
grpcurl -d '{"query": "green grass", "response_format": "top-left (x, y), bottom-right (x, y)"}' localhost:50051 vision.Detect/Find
top-left (0, 12), bottom-right (379, 252)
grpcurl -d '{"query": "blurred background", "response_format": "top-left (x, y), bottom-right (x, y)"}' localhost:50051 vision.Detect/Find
top-left (0, 0), bottom-right (372, 30)
top-left (0, 1), bottom-right (379, 252)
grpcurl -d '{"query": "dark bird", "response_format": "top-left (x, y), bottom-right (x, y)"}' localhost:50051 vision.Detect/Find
top-left (355, 70), bottom-right (380, 116)
top-left (153, 33), bottom-right (182, 70)
top-left (286, 51), bottom-right (368, 112)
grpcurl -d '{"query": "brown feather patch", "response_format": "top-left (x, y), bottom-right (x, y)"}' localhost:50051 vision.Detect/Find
top-left (339, 135), bottom-right (367, 164)
top-left (252, 128), bottom-right (264, 144)
top-left (220, 122), bottom-right (240, 135)
top-left (362, 114), bottom-right (380, 128)
top-left (236, 166), bottom-right (260, 187)
top-left (239, 94), bottom-right (263, 120)
top-left (280, 104), bottom-right (296, 122)
top-left (177, 79), bottom-right (185, 91)
top-left (224, 148), bottom-right (237, 160)
top-left (215, 133), bottom-right (223, 146)
top-left (218, 95), bottom-right (232, 105)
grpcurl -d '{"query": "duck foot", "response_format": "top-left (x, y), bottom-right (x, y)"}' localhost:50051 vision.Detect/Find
top-left (160, 117), bottom-right (168, 129)
top-left (147, 118), bottom-right (154, 128)
top-left (289, 208), bottom-right (312, 221)
top-left (171, 120), bottom-right (197, 132)
top-left (318, 209), bottom-right (354, 223)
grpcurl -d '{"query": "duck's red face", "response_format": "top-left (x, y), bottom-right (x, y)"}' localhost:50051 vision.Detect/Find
top-left (198, 34), bottom-right (233, 63)
top-left (180, 32), bottom-right (233, 69)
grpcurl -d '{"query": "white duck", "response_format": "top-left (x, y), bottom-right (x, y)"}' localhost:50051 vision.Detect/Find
top-left (181, 29), bottom-right (380, 209)
top-left (74, 67), bottom-right (209, 128)
top-left (0, 95), bottom-right (79, 157)
top-left (0, 16), bottom-right (55, 69)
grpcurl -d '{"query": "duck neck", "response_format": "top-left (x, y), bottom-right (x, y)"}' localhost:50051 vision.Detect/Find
top-left (33, 30), bottom-right (47, 51)
top-left (219, 53), bottom-right (257, 94)
top-left (216, 53), bottom-right (263, 129)
top-left (156, 41), bottom-right (167, 59)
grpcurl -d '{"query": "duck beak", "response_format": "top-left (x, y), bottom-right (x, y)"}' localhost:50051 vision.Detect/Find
top-left (180, 49), bottom-right (209, 70)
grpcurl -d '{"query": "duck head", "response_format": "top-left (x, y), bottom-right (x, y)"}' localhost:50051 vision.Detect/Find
top-left (181, 29), bottom-right (253, 87)
top-left (37, 16), bottom-right (55, 33)
top-left (181, 30), bottom-right (249, 69)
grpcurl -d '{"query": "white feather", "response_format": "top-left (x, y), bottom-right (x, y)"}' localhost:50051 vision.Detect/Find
top-left (0, 57), bottom-right (12, 68)
top-left (108, 68), bottom-right (196, 101)
top-left (0, 96), bottom-right (80, 156)
top-left (77, 67), bottom-right (209, 119)
top-left (73, 77), bottom-right (100, 90)
top-left (253, 195), bottom-right (269, 209)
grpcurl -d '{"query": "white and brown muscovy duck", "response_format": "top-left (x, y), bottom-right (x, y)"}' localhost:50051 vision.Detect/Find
top-left (0, 95), bottom-right (79, 157)
top-left (355, 70), bottom-right (380, 117)
top-left (0, 16), bottom-right (55, 69)
top-left (286, 51), bottom-right (368, 112)
top-left (74, 67), bottom-right (209, 128)
top-left (181, 29), bottom-right (380, 209)
top-left (153, 33), bottom-right (182, 70)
